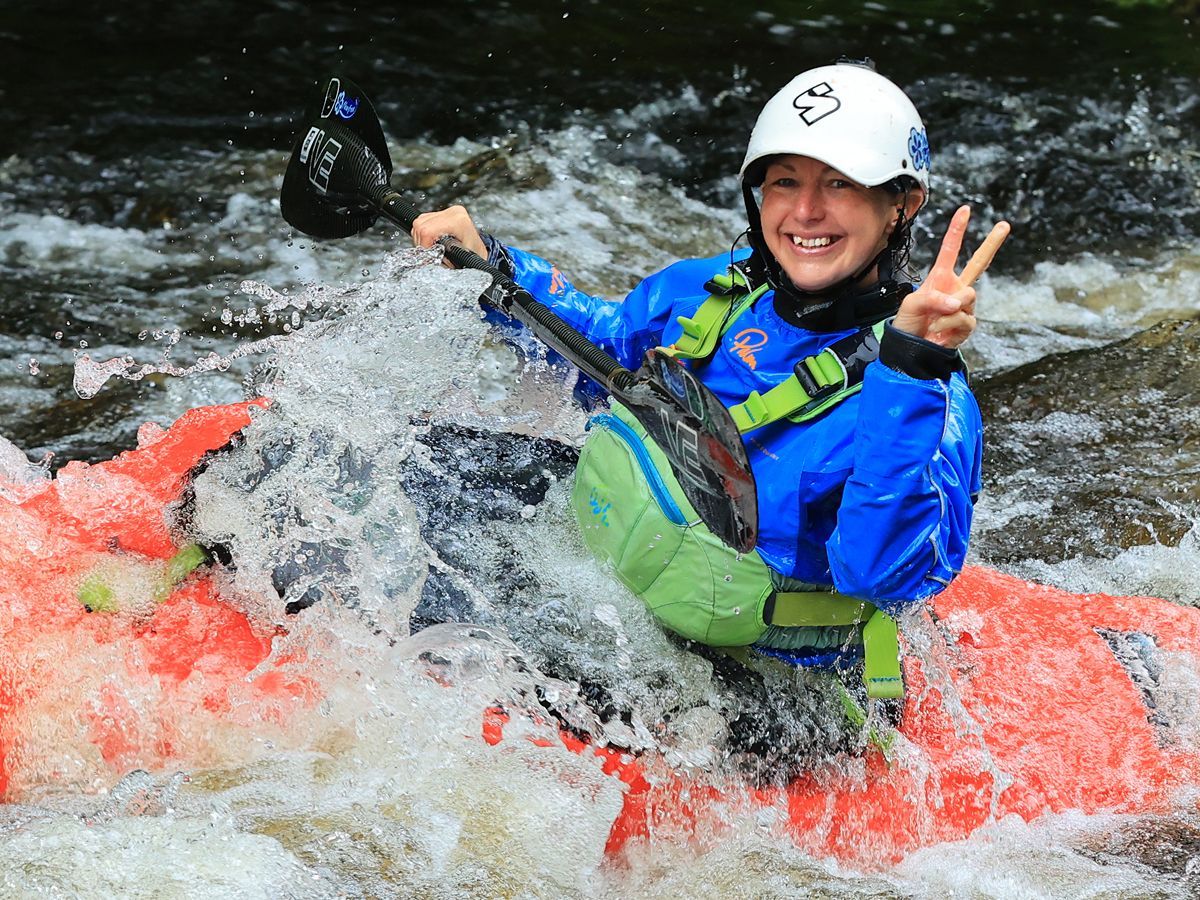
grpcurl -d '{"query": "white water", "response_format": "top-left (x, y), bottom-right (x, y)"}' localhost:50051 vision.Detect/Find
top-left (2, 105), bottom-right (1200, 895)
top-left (1, 250), bottom-right (1194, 897)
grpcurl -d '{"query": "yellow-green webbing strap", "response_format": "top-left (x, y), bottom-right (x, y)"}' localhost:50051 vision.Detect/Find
top-left (771, 590), bottom-right (903, 699)
top-left (862, 610), bottom-right (904, 700)
top-left (769, 591), bottom-right (873, 626)
top-left (666, 273), bottom-right (769, 361)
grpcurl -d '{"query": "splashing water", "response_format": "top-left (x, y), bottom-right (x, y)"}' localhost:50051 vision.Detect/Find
top-left (0, 247), bottom-right (896, 887)
top-left (9, 244), bottom-right (1199, 895)
top-left (0, 435), bottom-right (51, 503)
top-left (177, 246), bottom-right (866, 761)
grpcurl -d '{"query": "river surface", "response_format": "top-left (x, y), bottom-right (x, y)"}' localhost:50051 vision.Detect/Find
top-left (1, 1), bottom-right (1199, 897)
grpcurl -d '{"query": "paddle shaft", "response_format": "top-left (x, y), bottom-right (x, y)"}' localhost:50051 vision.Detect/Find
top-left (367, 186), bottom-right (635, 393)
top-left (278, 74), bottom-right (759, 551)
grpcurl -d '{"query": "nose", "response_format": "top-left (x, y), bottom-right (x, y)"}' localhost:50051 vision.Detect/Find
top-left (787, 182), bottom-right (824, 223)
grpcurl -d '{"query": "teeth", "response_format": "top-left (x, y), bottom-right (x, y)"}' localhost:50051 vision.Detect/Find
top-left (792, 236), bottom-right (832, 248)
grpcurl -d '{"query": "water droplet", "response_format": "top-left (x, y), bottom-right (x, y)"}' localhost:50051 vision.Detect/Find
top-left (723, 574), bottom-right (732, 582)
top-left (52, 331), bottom-right (63, 340)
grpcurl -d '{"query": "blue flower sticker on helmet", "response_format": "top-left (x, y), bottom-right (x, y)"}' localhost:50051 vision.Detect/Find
top-left (908, 127), bottom-right (931, 172)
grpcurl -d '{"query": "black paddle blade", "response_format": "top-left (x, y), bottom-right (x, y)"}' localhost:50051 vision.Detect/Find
top-left (622, 349), bottom-right (758, 553)
top-left (281, 74), bottom-right (392, 239)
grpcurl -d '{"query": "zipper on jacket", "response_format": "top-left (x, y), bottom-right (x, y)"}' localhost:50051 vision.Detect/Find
top-left (589, 413), bottom-right (688, 526)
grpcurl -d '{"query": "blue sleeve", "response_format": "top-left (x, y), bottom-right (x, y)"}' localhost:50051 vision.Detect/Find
top-left (496, 244), bottom-right (703, 371)
top-left (826, 364), bottom-right (983, 614)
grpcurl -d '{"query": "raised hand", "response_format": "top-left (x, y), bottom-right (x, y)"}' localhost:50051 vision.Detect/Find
top-left (892, 205), bottom-right (1011, 349)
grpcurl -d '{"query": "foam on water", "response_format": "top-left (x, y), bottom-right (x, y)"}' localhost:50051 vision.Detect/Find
top-left (0, 815), bottom-right (335, 898)
top-left (389, 126), bottom-right (746, 296)
top-left (0, 213), bottom-right (166, 273)
top-left (969, 243), bottom-right (1200, 374)
top-left (169, 619), bottom-right (628, 896)
top-left (4, 606), bottom-right (636, 894)
top-left (1004, 518), bottom-right (1200, 608)
top-left (891, 810), bottom-right (1198, 899)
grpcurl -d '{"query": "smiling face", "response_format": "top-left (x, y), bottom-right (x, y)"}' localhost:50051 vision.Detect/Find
top-left (758, 155), bottom-right (923, 293)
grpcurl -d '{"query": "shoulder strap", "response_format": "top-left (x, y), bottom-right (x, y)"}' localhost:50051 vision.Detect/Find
top-left (666, 268), bottom-right (769, 363)
top-left (729, 320), bottom-right (886, 433)
top-left (663, 267), bottom-right (891, 434)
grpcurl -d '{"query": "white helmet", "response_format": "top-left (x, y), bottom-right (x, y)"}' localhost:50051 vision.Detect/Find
top-left (740, 62), bottom-right (930, 205)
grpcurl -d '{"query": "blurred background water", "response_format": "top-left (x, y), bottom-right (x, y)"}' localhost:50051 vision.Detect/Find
top-left (2, 1), bottom-right (1199, 896)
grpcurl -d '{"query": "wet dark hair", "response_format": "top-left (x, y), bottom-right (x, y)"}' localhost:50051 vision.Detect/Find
top-left (883, 175), bottom-right (921, 279)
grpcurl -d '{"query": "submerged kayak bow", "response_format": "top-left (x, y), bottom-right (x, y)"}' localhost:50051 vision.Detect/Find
top-left (279, 74), bottom-right (758, 553)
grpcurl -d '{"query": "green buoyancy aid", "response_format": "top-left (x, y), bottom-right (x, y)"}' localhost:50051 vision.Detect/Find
top-left (571, 268), bottom-right (904, 700)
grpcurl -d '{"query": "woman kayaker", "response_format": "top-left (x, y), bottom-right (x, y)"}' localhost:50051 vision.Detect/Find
top-left (410, 60), bottom-right (1005, 693)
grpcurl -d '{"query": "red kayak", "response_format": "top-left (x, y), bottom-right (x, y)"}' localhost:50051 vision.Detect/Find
top-left (485, 563), bottom-right (1200, 866)
top-left (2, 402), bottom-right (1197, 868)
top-left (0, 402), bottom-right (314, 798)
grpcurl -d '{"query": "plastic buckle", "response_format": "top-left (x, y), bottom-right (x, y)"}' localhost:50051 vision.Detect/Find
top-left (482, 279), bottom-right (517, 313)
top-left (702, 276), bottom-right (735, 296)
top-left (793, 358), bottom-right (842, 404)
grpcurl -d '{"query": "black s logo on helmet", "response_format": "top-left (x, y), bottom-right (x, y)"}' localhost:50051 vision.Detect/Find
top-left (792, 82), bottom-right (841, 126)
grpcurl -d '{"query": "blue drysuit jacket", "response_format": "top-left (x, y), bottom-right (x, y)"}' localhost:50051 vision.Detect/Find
top-left (495, 244), bottom-right (983, 614)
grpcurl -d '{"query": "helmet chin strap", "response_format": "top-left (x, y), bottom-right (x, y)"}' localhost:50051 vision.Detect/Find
top-left (740, 183), bottom-right (910, 332)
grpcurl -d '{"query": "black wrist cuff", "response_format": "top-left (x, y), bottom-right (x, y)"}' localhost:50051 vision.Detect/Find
top-left (879, 321), bottom-right (963, 381)
top-left (480, 232), bottom-right (515, 279)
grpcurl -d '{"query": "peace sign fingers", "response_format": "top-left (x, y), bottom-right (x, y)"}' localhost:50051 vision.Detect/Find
top-left (893, 206), bottom-right (1010, 349)
top-left (960, 220), bottom-right (1012, 288)
top-left (930, 205), bottom-right (973, 282)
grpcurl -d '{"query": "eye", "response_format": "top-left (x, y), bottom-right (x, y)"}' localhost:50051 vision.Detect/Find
top-left (770, 176), bottom-right (797, 189)
top-left (829, 178), bottom-right (853, 189)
